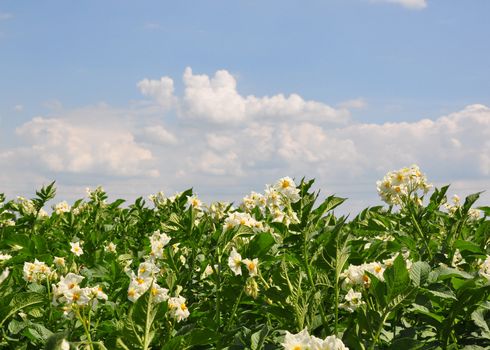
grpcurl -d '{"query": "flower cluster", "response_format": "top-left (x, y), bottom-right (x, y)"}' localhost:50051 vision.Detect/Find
top-left (15, 196), bottom-right (48, 217)
top-left (241, 177), bottom-right (300, 227)
top-left (53, 201), bottom-right (71, 215)
top-left (340, 261), bottom-right (385, 288)
top-left (23, 259), bottom-right (56, 283)
top-left (127, 261), bottom-right (165, 302)
top-left (282, 328), bottom-right (348, 350)
top-left (341, 253), bottom-right (413, 291)
top-left (52, 273), bottom-right (107, 312)
top-left (444, 195), bottom-right (481, 220)
top-left (149, 230), bottom-right (171, 259)
top-left (376, 165), bottom-right (432, 206)
top-left (206, 201), bottom-right (230, 221)
top-left (223, 212), bottom-right (264, 232)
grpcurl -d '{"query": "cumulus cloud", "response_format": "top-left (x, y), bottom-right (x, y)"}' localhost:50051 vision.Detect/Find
top-left (178, 104), bottom-right (490, 209)
top-left (137, 76), bottom-right (176, 111)
top-left (369, 0), bottom-right (427, 10)
top-left (14, 107), bottom-right (159, 177)
top-left (139, 125), bottom-right (178, 145)
top-left (138, 67), bottom-right (349, 124)
top-left (2, 67), bottom-right (489, 212)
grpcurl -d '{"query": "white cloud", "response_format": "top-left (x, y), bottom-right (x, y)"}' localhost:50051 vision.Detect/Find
top-left (137, 77), bottom-right (176, 111)
top-left (13, 104), bottom-right (23, 112)
top-left (15, 107), bottom-right (158, 177)
top-left (138, 67), bottom-right (349, 124)
top-left (140, 125), bottom-right (178, 145)
top-left (369, 0), bottom-right (427, 10)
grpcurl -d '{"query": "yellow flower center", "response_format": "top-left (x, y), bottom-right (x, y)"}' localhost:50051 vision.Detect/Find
top-left (281, 180), bottom-right (291, 189)
top-left (180, 303), bottom-right (187, 311)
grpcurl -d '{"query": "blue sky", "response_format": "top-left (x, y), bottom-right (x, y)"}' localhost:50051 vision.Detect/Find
top-left (1, 0), bottom-right (489, 213)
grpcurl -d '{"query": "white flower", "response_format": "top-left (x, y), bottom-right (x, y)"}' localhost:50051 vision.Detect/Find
top-left (60, 339), bottom-right (70, 350)
top-left (104, 242), bottom-right (117, 253)
top-left (150, 230), bottom-right (171, 259)
top-left (90, 285), bottom-right (108, 301)
top-left (274, 177), bottom-right (300, 203)
top-left (70, 242), bottom-right (83, 257)
top-left (321, 335), bottom-right (349, 350)
top-left (282, 328), bottom-right (349, 350)
top-left (64, 286), bottom-right (91, 306)
top-left (187, 195), bottom-right (202, 210)
top-left (339, 288), bottom-right (364, 313)
top-left (228, 248), bottom-right (242, 276)
top-left (168, 296), bottom-right (190, 322)
top-left (281, 328), bottom-right (313, 350)
top-left (151, 283), bottom-right (169, 303)
top-left (242, 258), bottom-right (259, 277)
top-left (137, 261), bottom-right (160, 278)
top-left (54, 257), bottom-right (66, 267)
top-left (54, 201), bottom-right (71, 215)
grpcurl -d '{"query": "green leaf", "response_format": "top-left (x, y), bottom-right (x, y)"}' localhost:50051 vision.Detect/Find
top-left (0, 292), bottom-right (45, 327)
top-left (409, 261), bottom-right (430, 286)
top-left (472, 308), bottom-right (490, 333)
top-left (247, 232), bottom-right (276, 259)
top-left (384, 254), bottom-right (410, 298)
top-left (422, 288), bottom-right (457, 300)
top-left (429, 266), bottom-right (473, 282)
top-left (454, 240), bottom-right (484, 254)
top-left (251, 324), bottom-right (269, 350)
top-left (8, 319), bottom-right (27, 335)
top-left (187, 329), bottom-right (219, 346)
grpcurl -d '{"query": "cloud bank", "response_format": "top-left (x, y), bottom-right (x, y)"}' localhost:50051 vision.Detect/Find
top-left (2, 68), bottom-right (488, 213)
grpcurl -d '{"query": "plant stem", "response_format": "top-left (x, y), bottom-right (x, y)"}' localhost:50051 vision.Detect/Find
top-left (214, 252), bottom-right (222, 329)
top-left (303, 230), bottom-right (328, 332)
top-left (142, 286), bottom-right (154, 350)
top-left (227, 288), bottom-right (244, 330)
top-left (75, 307), bottom-right (94, 350)
top-left (369, 309), bottom-right (390, 350)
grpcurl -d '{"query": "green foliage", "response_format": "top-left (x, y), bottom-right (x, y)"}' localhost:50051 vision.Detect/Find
top-left (0, 179), bottom-right (488, 349)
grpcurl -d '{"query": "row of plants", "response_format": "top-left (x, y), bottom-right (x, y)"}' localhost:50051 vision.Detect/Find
top-left (0, 165), bottom-right (489, 349)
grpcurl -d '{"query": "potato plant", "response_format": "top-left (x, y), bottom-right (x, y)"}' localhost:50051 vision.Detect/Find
top-left (0, 166), bottom-right (489, 350)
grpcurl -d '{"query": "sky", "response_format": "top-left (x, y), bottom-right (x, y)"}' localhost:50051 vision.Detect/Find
top-left (1, 0), bottom-right (489, 214)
